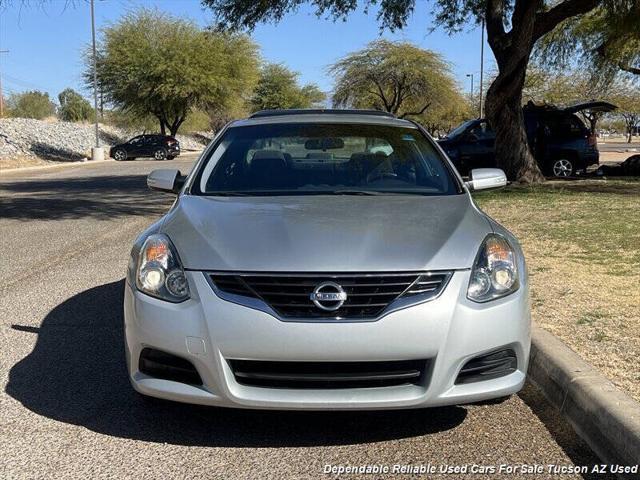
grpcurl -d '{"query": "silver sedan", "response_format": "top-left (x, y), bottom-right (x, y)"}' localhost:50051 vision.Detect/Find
top-left (124, 109), bottom-right (530, 410)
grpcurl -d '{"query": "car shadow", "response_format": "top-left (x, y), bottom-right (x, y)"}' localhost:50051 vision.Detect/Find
top-left (0, 175), bottom-right (172, 221)
top-left (6, 280), bottom-right (467, 447)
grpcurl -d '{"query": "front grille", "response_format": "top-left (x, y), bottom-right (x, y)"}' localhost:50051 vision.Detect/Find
top-left (229, 359), bottom-right (428, 389)
top-left (209, 272), bottom-right (451, 319)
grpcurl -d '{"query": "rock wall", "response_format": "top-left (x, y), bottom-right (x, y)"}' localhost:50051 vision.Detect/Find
top-left (0, 118), bottom-right (211, 162)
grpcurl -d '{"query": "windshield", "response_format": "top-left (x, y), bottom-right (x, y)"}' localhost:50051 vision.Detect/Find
top-left (193, 123), bottom-right (459, 196)
top-left (446, 120), bottom-right (476, 139)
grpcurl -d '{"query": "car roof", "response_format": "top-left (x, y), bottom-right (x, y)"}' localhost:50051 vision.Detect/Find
top-left (230, 109), bottom-right (417, 128)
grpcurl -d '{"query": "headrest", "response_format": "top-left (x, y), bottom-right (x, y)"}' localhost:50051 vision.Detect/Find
top-left (252, 150), bottom-right (286, 162)
top-left (250, 150), bottom-right (287, 172)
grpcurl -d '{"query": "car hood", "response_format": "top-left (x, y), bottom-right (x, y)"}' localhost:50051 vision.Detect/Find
top-left (160, 194), bottom-right (493, 272)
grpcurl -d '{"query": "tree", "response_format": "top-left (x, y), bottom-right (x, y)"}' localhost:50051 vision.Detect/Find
top-left (6, 90), bottom-right (55, 119)
top-left (250, 63), bottom-right (325, 111)
top-left (58, 88), bottom-right (94, 122)
top-left (203, 0), bottom-right (625, 183)
top-left (535, 2), bottom-right (640, 83)
top-left (87, 9), bottom-right (259, 136)
top-left (329, 40), bottom-right (461, 119)
top-left (608, 81), bottom-right (640, 143)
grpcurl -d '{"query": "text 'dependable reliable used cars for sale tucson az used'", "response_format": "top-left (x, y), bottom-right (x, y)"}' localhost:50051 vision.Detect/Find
top-left (124, 109), bottom-right (531, 410)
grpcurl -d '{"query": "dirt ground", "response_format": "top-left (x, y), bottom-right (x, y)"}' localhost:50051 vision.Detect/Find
top-left (475, 179), bottom-right (640, 402)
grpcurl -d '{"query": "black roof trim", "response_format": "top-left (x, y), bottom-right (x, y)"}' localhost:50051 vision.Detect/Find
top-left (249, 109), bottom-right (397, 119)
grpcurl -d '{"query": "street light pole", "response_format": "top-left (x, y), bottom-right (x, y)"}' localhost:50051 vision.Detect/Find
top-left (466, 73), bottom-right (474, 106)
top-left (479, 18), bottom-right (485, 119)
top-left (90, 0), bottom-right (99, 149)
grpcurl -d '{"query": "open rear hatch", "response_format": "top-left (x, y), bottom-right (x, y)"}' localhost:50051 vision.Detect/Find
top-left (562, 100), bottom-right (617, 114)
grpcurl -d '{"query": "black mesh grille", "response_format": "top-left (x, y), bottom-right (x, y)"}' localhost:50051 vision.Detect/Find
top-left (229, 359), bottom-right (427, 389)
top-left (209, 272), bottom-right (450, 319)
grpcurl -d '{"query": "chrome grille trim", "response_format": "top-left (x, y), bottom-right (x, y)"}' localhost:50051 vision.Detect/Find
top-left (205, 271), bottom-right (453, 322)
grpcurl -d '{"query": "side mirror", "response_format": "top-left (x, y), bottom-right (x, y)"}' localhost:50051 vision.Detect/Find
top-left (147, 169), bottom-right (185, 194)
top-left (466, 168), bottom-right (507, 191)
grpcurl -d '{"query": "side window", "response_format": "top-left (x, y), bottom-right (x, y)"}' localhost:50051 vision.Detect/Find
top-left (469, 121), bottom-right (495, 140)
top-left (129, 136), bottom-right (142, 145)
top-left (545, 115), bottom-right (584, 139)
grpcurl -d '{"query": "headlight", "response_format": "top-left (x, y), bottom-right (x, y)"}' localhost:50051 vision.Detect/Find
top-left (135, 234), bottom-right (190, 302)
top-left (467, 234), bottom-right (519, 302)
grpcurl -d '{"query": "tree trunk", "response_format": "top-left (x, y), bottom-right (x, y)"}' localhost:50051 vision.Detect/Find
top-left (485, 68), bottom-right (545, 184)
top-left (169, 115), bottom-right (185, 137)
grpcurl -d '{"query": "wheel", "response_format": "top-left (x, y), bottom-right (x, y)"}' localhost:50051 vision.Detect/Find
top-left (550, 158), bottom-right (574, 178)
top-left (113, 149), bottom-right (127, 161)
top-left (166, 155), bottom-right (176, 160)
top-left (154, 148), bottom-right (168, 161)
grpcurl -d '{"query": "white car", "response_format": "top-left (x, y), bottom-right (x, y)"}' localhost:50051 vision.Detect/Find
top-left (124, 109), bottom-right (530, 410)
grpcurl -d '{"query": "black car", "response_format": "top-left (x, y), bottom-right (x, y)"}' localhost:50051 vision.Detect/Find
top-left (110, 135), bottom-right (180, 161)
top-left (438, 101), bottom-right (616, 177)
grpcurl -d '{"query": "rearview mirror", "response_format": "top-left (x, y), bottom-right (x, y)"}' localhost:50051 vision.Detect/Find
top-left (147, 169), bottom-right (185, 194)
top-left (466, 168), bottom-right (507, 191)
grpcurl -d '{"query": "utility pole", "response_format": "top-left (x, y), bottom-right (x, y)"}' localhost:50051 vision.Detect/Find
top-left (0, 50), bottom-right (9, 118)
top-left (466, 73), bottom-right (474, 106)
top-left (479, 18), bottom-right (485, 119)
top-left (90, 0), bottom-right (100, 149)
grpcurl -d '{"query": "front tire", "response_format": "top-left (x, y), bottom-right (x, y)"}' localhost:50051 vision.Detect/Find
top-left (113, 149), bottom-right (127, 161)
top-left (154, 148), bottom-right (168, 161)
top-left (550, 158), bottom-right (574, 178)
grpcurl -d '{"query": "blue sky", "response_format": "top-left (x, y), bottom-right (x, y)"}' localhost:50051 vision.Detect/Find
top-left (0, 0), bottom-right (494, 103)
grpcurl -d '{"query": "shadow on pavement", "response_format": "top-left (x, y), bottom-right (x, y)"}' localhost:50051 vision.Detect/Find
top-left (0, 175), bottom-right (172, 221)
top-left (6, 280), bottom-right (467, 447)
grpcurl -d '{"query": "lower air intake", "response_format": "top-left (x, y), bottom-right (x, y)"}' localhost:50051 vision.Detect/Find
top-left (229, 359), bottom-right (428, 389)
top-left (139, 348), bottom-right (203, 386)
top-left (455, 348), bottom-right (517, 385)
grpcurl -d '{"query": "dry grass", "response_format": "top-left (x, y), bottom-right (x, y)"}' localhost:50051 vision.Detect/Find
top-left (474, 178), bottom-right (640, 402)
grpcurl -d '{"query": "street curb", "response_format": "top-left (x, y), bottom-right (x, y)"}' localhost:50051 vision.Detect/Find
top-left (529, 325), bottom-right (640, 477)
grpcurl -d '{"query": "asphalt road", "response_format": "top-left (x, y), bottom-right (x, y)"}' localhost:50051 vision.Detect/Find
top-left (0, 154), bottom-right (612, 479)
top-left (597, 140), bottom-right (639, 152)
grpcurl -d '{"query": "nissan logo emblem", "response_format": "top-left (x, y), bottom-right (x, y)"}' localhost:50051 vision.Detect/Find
top-left (310, 281), bottom-right (347, 311)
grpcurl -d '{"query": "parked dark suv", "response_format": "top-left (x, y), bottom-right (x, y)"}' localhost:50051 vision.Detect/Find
top-left (438, 101), bottom-right (616, 177)
top-left (110, 135), bottom-right (180, 161)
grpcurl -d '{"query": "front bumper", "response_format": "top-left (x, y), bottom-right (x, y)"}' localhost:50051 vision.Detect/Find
top-left (124, 270), bottom-right (530, 410)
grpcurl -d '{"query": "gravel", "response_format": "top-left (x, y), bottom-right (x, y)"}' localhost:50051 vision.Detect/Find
top-left (0, 118), bottom-right (212, 164)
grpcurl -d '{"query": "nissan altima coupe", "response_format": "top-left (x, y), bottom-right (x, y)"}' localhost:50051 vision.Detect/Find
top-left (125, 109), bottom-right (530, 410)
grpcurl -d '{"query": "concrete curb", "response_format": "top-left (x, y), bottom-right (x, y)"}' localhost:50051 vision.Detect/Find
top-left (529, 325), bottom-right (640, 477)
